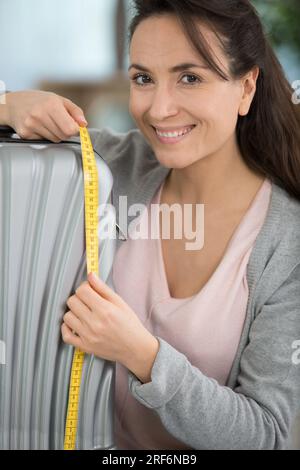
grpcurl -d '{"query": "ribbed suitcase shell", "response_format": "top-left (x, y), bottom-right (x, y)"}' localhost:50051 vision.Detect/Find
top-left (0, 132), bottom-right (116, 449)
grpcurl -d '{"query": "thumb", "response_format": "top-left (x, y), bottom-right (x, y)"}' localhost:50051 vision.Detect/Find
top-left (62, 98), bottom-right (88, 126)
top-left (88, 272), bottom-right (125, 308)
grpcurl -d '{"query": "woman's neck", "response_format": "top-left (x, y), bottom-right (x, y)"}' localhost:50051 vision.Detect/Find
top-left (164, 145), bottom-right (265, 214)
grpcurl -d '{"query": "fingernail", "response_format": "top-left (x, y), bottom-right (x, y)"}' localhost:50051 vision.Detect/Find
top-left (79, 116), bottom-right (88, 125)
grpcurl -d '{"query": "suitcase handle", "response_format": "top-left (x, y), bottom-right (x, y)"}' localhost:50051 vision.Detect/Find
top-left (0, 125), bottom-right (80, 145)
top-left (0, 125), bottom-right (15, 136)
top-left (0, 124), bottom-right (108, 176)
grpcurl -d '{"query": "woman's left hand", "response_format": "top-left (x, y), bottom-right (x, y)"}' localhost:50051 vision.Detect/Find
top-left (61, 272), bottom-right (159, 379)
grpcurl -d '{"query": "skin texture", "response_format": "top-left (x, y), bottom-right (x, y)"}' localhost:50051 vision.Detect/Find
top-left (62, 14), bottom-right (262, 382)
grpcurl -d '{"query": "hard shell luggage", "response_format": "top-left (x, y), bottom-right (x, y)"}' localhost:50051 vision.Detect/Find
top-left (0, 126), bottom-right (116, 449)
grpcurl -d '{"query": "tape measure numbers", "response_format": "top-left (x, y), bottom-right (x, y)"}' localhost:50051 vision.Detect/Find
top-left (64, 126), bottom-right (99, 450)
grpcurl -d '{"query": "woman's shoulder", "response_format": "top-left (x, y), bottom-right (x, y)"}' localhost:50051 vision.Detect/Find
top-left (245, 179), bottom-right (300, 298)
top-left (89, 126), bottom-right (157, 167)
top-left (269, 180), bottom-right (300, 230)
top-left (274, 182), bottom-right (300, 250)
top-left (249, 179), bottom-right (300, 260)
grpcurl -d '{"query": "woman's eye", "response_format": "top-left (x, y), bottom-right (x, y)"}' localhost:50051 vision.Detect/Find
top-left (131, 74), bottom-right (152, 86)
top-left (130, 73), bottom-right (202, 87)
top-left (181, 74), bottom-right (202, 85)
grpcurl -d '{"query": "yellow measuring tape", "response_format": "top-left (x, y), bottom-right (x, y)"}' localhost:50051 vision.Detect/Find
top-left (63, 126), bottom-right (99, 450)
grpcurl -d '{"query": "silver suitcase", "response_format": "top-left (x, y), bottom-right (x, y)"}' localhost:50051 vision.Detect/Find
top-left (0, 126), bottom-right (116, 449)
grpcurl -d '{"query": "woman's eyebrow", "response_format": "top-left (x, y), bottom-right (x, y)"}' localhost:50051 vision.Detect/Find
top-left (128, 62), bottom-right (209, 73)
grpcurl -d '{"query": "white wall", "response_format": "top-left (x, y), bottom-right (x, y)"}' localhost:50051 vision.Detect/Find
top-left (0, 0), bottom-right (122, 90)
top-left (0, 0), bottom-right (298, 92)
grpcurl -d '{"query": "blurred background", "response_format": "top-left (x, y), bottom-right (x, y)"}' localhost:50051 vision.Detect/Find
top-left (0, 0), bottom-right (299, 449)
top-left (0, 0), bottom-right (299, 133)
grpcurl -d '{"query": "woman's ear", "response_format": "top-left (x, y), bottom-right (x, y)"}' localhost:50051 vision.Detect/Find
top-left (238, 66), bottom-right (260, 116)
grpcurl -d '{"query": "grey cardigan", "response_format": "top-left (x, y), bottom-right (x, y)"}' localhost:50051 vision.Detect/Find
top-left (85, 126), bottom-right (300, 450)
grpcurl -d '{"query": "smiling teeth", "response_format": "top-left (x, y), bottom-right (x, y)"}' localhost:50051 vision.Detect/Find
top-left (156, 127), bottom-right (194, 138)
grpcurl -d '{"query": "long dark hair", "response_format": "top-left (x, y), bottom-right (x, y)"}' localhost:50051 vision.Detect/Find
top-left (128, 0), bottom-right (300, 201)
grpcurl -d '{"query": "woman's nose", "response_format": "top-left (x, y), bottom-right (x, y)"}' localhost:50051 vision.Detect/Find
top-left (148, 86), bottom-right (179, 122)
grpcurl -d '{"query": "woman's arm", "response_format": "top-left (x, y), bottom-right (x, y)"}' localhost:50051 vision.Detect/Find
top-left (128, 264), bottom-right (300, 450)
top-left (0, 90), bottom-right (87, 141)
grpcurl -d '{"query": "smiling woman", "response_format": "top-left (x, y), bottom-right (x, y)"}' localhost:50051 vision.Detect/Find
top-left (127, 0), bottom-right (300, 200)
top-left (128, 15), bottom-right (261, 184)
top-left (0, 0), bottom-right (300, 451)
top-left (112, 0), bottom-right (300, 450)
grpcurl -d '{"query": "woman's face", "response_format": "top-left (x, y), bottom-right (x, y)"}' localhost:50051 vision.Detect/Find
top-left (128, 15), bottom-right (247, 169)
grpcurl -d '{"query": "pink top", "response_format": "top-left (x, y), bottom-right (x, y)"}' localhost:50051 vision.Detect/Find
top-left (112, 177), bottom-right (272, 450)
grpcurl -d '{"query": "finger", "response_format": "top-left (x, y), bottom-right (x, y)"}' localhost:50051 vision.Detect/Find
top-left (75, 281), bottom-right (110, 312)
top-left (50, 104), bottom-right (81, 138)
top-left (26, 112), bottom-right (65, 142)
top-left (61, 323), bottom-right (84, 350)
top-left (20, 132), bottom-right (43, 140)
top-left (18, 127), bottom-right (60, 142)
top-left (43, 113), bottom-right (72, 141)
top-left (62, 98), bottom-right (88, 127)
top-left (66, 296), bottom-right (91, 323)
top-left (36, 117), bottom-right (65, 142)
top-left (63, 310), bottom-right (84, 334)
top-left (88, 272), bottom-right (126, 309)
top-left (31, 125), bottom-right (63, 143)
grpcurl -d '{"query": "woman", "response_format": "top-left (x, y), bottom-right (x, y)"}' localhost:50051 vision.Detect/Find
top-left (1, 0), bottom-right (300, 450)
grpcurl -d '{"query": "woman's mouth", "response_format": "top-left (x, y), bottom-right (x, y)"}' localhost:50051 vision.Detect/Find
top-left (152, 125), bottom-right (196, 144)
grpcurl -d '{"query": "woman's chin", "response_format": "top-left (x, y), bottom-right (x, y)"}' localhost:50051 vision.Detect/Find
top-left (154, 154), bottom-right (193, 169)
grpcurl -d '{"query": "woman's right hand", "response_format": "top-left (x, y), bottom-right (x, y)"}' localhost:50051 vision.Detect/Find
top-left (4, 90), bottom-right (88, 142)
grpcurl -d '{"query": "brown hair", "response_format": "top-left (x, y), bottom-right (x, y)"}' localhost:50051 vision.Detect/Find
top-left (128, 0), bottom-right (300, 201)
